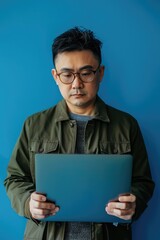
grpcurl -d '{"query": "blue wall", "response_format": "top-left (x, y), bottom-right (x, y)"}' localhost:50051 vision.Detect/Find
top-left (0, 1), bottom-right (160, 239)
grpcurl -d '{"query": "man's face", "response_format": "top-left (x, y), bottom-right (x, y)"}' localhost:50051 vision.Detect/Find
top-left (52, 50), bottom-right (104, 114)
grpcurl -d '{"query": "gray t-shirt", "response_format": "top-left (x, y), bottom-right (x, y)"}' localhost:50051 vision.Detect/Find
top-left (64, 113), bottom-right (93, 240)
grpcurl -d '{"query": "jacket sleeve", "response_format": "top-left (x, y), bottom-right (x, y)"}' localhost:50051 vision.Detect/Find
top-left (130, 119), bottom-right (155, 220)
top-left (4, 119), bottom-right (34, 219)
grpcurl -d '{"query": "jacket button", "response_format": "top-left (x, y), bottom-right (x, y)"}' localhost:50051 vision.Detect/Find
top-left (70, 122), bottom-right (74, 127)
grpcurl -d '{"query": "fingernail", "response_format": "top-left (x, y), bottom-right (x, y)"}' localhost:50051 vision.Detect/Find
top-left (55, 207), bottom-right (59, 212)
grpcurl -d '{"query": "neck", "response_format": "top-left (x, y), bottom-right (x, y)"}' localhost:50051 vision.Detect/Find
top-left (67, 103), bottom-right (96, 116)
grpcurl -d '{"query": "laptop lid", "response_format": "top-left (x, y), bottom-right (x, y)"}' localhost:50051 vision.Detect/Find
top-left (35, 154), bottom-right (132, 223)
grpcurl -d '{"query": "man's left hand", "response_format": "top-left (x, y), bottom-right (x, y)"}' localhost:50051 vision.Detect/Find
top-left (105, 194), bottom-right (136, 220)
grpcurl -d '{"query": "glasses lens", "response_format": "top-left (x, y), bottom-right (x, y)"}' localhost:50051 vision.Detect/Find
top-left (58, 67), bottom-right (98, 84)
top-left (80, 70), bottom-right (94, 82)
top-left (60, 72), bottom-right (74, 84)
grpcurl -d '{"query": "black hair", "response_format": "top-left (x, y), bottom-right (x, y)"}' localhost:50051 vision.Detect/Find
top-left (52, 26), bottom-right (102, 66)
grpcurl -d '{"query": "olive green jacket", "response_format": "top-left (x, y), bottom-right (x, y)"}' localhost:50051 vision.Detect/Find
top-left (4, 96), bottom-right (154, 240)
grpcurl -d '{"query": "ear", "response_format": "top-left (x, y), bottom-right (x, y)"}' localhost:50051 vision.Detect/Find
top-left (51, 69), bottom-right (59, 85)
top-left (98, 65), bottom-right (105, 83)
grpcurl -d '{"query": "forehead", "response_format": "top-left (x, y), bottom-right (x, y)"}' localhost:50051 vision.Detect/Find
top-left (54, 50), bottom-right (99, 70)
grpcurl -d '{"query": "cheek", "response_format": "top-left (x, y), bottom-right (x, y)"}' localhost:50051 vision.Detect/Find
top-left (58, 85), bottom-right (69, 98)
top-left (88, 82), bottom-right (100, 94)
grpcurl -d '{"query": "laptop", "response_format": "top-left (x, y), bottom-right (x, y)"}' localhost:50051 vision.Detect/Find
top-left (35, 154), bottom-right (132, 223)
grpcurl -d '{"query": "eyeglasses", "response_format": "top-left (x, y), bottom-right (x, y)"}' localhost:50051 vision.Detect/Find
top-left (56, 66), bottom-right (100, 84)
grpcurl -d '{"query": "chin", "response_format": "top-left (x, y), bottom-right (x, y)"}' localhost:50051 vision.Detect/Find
top-left (73, 101), bottom-right (86, 107)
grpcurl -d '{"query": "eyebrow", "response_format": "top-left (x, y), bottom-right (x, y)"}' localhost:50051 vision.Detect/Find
top-left (59, 65), bottom-right (95, 72)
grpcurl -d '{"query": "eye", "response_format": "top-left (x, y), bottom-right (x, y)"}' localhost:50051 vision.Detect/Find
top-left (81, 71), bottom-right (92, 77)
top-left (61, 72), bottom-right (73, 78)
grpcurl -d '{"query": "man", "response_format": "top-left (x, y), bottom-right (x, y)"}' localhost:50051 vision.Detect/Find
top-left (4, 27), bottom-right (154, 240)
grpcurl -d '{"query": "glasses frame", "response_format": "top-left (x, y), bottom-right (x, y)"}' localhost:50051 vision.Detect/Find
top-left (56, 65), bottom-right (100, 85)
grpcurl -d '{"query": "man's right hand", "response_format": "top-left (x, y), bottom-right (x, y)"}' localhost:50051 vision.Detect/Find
top-left (29, 192), bottom-right (59, 220)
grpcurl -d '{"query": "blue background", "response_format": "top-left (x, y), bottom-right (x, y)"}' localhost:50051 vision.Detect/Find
top-left (0, 1), bottom-right (159, 239)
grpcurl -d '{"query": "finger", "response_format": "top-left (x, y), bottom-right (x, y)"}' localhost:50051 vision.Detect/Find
top-left (105, 206), bottom-right (135, 220)
top-left (33, 206), bottom-right (59, 215)
top-left (50, 206), bottom-right (60, 215)
top-left (31, 192), bottom-right (46, 202)
top-left (119, 194), bottom-right (136, 203)
top-left (33, 208), bottom-right (53, 216)
top-left (114, 202), bottom-right (135, 210)
top-left (106, 201), bottom-right (136, 214)
top-left (107, 201), bottom-right (136, 211)
top-left (33, 201), bottom-right (56, 210)
top-left (32, 206), bottom-right (60, 219)
top-left (32, 212), bottom-right (50, 219)
top-left (113, 208), bottom-right (135, 216)
top-left (107, 201), bottom-right (126, 209)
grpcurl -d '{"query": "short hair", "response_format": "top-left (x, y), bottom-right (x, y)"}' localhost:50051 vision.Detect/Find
top-left (52, 27), bottom-right (102, 66)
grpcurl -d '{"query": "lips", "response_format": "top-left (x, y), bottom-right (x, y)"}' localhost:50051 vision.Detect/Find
top-left (71, 93), bottom-right (85, 97)
top-left (70, 90), bottom-right (86, 96)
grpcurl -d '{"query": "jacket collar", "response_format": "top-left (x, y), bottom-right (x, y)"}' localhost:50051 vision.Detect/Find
top-left (93, 96), bottom-right (110, 122)
top-left (55, 95), bottom-right (110, 123)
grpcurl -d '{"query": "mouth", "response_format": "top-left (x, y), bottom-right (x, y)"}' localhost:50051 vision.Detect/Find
top-left (71, 93), bottom-right (85, 97)
top-left (70, 91), bottom-right (86, 97)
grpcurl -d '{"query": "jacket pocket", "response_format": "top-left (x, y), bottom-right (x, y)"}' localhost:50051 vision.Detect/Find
top-left (29, 140), bottom-right (59, 182)
top-left (30, 140), bottom-right (59, 153)
top-left (100, 141), bottom-right (131, 154)
top-left (24, 220), bottom-right (46, 240)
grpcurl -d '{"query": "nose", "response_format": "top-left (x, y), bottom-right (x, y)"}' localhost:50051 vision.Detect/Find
top-left (72, 74), bottom-right (84, 89)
